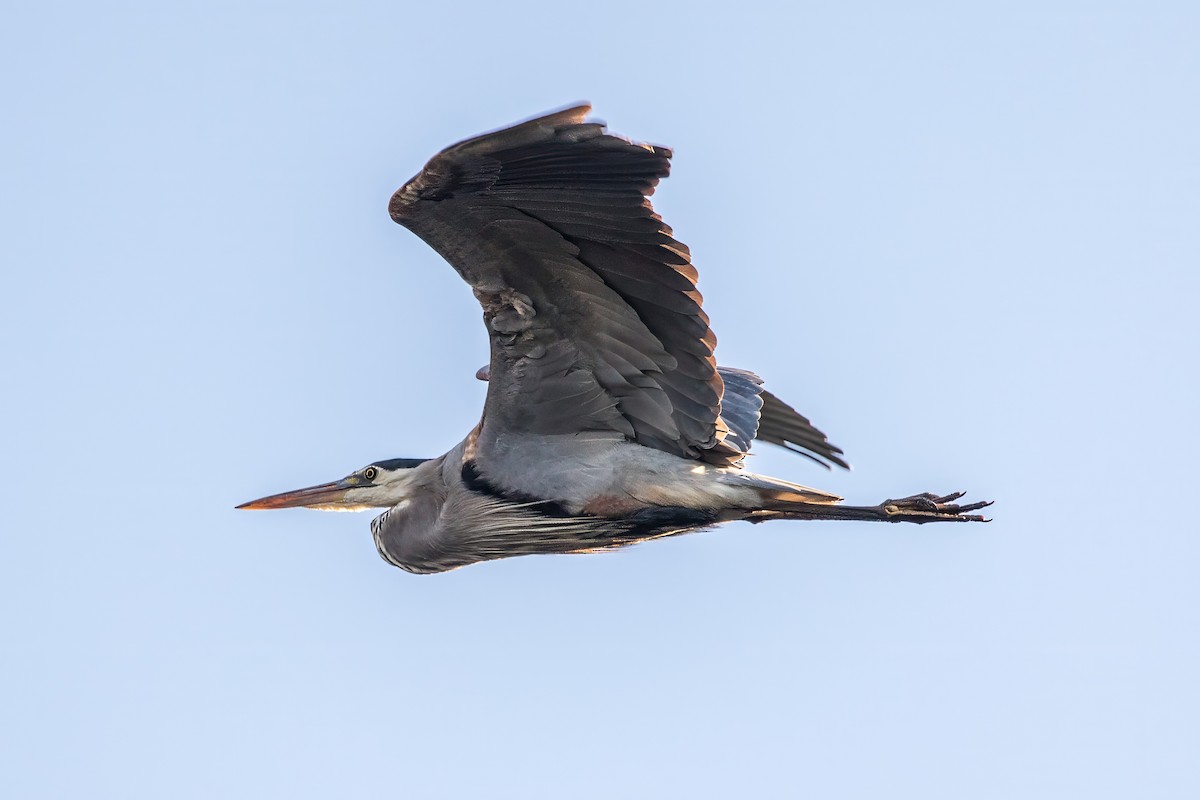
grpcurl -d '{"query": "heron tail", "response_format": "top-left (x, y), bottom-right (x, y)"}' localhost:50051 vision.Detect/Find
top-left (718, 470), bottom-right (842, 507)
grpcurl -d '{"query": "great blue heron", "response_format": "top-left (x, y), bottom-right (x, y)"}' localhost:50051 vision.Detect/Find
top-left (238, 105), bottom-right (990, 574)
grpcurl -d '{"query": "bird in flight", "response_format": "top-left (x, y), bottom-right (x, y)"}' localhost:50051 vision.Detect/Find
top-left (239, 105), bottom-right (990, 573)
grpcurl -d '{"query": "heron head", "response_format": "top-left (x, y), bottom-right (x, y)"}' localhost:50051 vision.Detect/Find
top-left (237, 458), bottom-right (430, 512)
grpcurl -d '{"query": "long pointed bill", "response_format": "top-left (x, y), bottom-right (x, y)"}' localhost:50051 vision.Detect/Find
top-left (237, 479), bottom-right (354, 510)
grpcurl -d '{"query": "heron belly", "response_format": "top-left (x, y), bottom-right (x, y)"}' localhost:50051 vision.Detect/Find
top-left (474, 431), bottom-right (757, 516)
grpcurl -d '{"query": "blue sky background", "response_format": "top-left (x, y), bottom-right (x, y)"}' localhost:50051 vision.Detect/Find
top-left (4, 2), bottom-right (1198, 797)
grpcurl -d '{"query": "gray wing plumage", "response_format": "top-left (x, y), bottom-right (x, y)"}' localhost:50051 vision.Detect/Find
top-left (716, 366), bottom-right (850, 470)
top-left (473, 361), bottom-right (850, 470)
top-left (389, 105), bottom-right (743, 465)
top-left (712, 367), bottom-right (763, 455)
top-left (757, 389), bottom-right (850, 470)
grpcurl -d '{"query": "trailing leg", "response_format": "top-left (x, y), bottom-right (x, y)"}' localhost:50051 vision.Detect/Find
top-left (742, 491), bottom-right (992, 525)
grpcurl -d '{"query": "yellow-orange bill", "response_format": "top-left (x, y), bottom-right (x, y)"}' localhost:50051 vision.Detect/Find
top-left (236, 480), bottom-right (349, 510)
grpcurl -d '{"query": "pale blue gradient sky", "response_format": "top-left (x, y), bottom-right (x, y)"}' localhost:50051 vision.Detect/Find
top-left (3, 2), bottom-right (1198, 798)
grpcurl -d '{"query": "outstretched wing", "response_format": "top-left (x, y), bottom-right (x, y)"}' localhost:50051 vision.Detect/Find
top-left (390, 105), bottom-right (744, 465)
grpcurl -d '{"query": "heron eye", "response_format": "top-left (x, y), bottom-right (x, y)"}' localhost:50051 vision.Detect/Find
top-left (363, 467), bottom-right (378, 481)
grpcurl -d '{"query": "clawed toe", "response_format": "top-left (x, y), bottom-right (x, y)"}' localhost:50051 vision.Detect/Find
top-left (883, 492), bottom-right (993, 523)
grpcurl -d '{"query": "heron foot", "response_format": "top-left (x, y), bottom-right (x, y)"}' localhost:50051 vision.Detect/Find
top-left (880, 491), bottom-right (993, 523)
